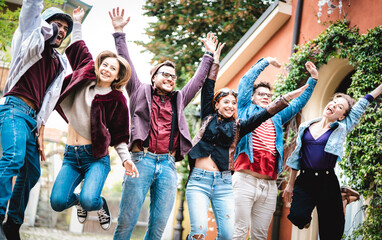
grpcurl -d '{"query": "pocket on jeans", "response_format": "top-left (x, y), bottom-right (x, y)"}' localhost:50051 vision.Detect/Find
top-left (132, 155), bottom-right (143, 164)
top-left (168, 157), bottom-right (176, 171)
top-left (190, 172), bottom-right (203, 181)
top-left (223, 176), bottom-right (232, 184)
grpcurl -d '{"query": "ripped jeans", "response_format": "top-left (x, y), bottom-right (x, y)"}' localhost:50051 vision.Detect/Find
top-left (186, 168), bottom-right (234, 240)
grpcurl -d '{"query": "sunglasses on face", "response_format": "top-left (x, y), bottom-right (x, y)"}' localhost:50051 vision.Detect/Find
top-left (256, 92), bottom-right (273, 98)
top-left (157, 71), bottom-right (177, 81)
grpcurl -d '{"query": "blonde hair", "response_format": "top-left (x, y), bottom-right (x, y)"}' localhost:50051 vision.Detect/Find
top-left (94, 50), bottom-right (131, 90)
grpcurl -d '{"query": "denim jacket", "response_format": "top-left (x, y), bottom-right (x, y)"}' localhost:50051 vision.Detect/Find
top-left (4, 0), bottom-right (68, 131)
top-left (234, 58), bottom-right (317, 173)
top-left (286, 98), bottom-right (370, 170)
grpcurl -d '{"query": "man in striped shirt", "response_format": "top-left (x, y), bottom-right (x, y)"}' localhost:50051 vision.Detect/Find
top-left (233, 58), bottom-right (318, 240)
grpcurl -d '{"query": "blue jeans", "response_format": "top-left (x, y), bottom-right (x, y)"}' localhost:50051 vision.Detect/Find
top-left (0, 96), bottom-right (39, 224)
top-left (114, 151), bottom-right (178, 240)
top-left (50, 145), bottom-right (110, 211)
top-left (186, 168), bottom-right (235, 240)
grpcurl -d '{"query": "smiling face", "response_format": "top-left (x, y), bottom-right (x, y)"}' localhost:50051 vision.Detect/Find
top-left (251, 86), bottom-right (272, 108)
top-left (97, 57), bottom-right (120, 88)
top-left (49, 19), bottom-right (69, 48)
top-left (215, 94), bottom-right (237, 119)
top-left (152, 65), bottom-right (176, 95)
top-left (323, 97), bottom-right (349, 122)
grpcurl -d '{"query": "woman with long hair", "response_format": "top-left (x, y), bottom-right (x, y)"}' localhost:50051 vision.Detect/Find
top-left (50, 7), bottom-right (138, 231)
top-left (283, 82), bottom-right (382, 239)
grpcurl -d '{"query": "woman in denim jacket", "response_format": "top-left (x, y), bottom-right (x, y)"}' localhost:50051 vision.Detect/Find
top-left (283, 82), bottom-right (382, 239)
top-left (186, 44), bottom-right (310, 240)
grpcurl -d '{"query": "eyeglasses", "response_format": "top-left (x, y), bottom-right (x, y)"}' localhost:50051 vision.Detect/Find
top-left (256, 92), bottom-right (273, 98)
top-left (215, 88), bottom-right (238, 101)
top-left (157, 71), bottom-right (177, 81)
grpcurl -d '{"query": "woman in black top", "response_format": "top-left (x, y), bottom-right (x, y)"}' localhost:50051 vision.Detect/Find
top-left (186, 45), bottom-right (309, 240)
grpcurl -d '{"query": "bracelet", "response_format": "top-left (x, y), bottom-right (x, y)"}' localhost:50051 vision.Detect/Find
top-left (205, 51), bottom-right (214, 57)
top-left (281, 95), bottom-right (289, 103)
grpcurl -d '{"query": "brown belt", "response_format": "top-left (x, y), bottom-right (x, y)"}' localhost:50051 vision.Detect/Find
top-left (131, 143), bottom-right (176, 157)
top-left (12, 94), bottom-right (37, 110)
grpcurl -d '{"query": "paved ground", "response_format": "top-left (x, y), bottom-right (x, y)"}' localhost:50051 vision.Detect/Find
top-left (20, 226), bottom-right (113, 240)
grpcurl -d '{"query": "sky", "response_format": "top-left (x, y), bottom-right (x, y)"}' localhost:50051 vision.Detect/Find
top-left (46, 0), bottom-right (154, 130)
top-left (81, 0), bottom-right (153, 83)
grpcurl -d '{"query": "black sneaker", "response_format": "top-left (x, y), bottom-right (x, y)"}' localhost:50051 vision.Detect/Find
top-left (97, 197), bottom-right (111, 230)
top-left (3, 217), bottom-right (21, 240)
top-left (76, 202), bottom-right (87, 223)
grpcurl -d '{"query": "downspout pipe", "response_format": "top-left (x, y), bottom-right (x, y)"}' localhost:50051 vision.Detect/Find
top-left (291, 0), bottom-right (304, 55)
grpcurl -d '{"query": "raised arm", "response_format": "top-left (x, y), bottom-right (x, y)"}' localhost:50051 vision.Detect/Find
top-left (239, 96), bottom-right (289, 138)
top-left (237, 57), bottom-right (281, 109)
top-left (109, 7), bottom-right (141, 95)
top-left (369, 82), bottom-right (382, 99)
top-left (200, 43), bottom-right (225, 119)
top-left (278, 61), bottom-right (318, 124)
top-left (18, 0), bottom-right (44, 34)
top-left (70, 7), bottom-right (84, 43)
top-left (239, 80), bottom-right (310, 138)
top-left (64, 7), bottom-right (92, 71)
top-left (180, 33), bottom-right (216, 106)
top-left (342, 82), bottom-right (382, 132)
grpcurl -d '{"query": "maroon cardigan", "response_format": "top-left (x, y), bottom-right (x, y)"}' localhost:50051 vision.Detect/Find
top-left (56, 40), bottom-right (130, 158)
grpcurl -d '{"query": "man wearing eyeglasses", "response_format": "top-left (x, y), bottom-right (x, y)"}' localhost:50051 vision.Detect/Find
top-left (233, 58), bottom-right (319, 240)
top-left (108, 8), bottom-right (219, 240)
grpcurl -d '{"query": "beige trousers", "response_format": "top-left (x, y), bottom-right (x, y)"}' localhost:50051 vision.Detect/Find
top-left (232, 172), bottom-right (277, 240)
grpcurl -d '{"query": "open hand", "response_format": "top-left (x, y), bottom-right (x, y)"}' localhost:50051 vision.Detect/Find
top-left (123, 160), bottom-right (139, 178)
top-left (266, 57), bottom-right (282, 68)
top-left (201, 32), bottom-right (218, 54)
top-left (305, 61), bottom-right (318, 79)
top-left (73, 6), bottom-right (85, 23)
top-left (213, 42), bottom-right (225, 63)
top-left (109, 7), bottom-right (130, 32)
top-left (282, 183), bottom-right (294, 202)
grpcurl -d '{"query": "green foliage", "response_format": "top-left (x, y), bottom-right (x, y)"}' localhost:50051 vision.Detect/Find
top-left (274, 20), bottom-right (382, 239)
top-left (139, 0), bottom-right (269, 89)
top-left (0, 0), bottom-right (19, 57)
top-left (0, 0), bottom-right (65, 61)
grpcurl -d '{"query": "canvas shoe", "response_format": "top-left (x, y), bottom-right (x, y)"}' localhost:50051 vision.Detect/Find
top-left (97, 197), bottom-right (111, 230)
top-left (76, 202), bottom-right (88, 223)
